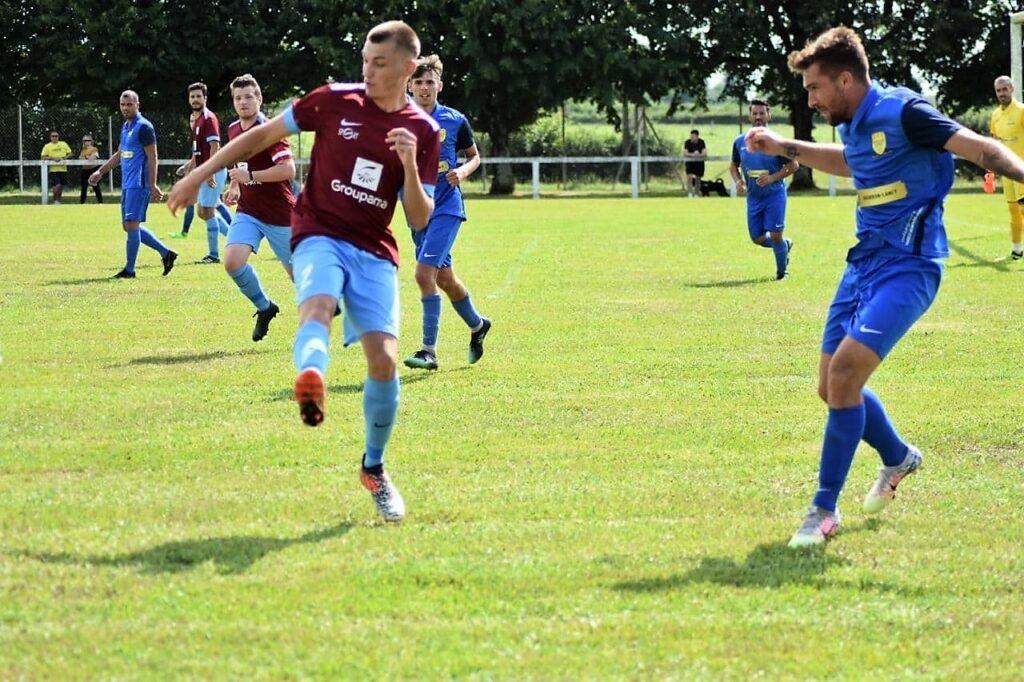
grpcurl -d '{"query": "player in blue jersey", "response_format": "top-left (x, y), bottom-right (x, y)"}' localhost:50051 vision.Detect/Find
top-left (730, 100), bottom-right (799, 280)
top-left (168, 21), bottom-right (441, 522)
top-left (403, 55), bottom-right (490, 371)
top-left (89, 90), bottom-right (177, 279)
top-left (744, 28), bottom-right (1024, 547)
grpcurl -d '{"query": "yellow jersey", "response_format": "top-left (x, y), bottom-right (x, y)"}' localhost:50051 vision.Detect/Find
top-left (40, 141), bottom-right (72, 173)
top-left (990, 100), bottom-right (1024, 158)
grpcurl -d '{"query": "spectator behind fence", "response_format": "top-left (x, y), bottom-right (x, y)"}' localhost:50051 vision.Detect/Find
top-left (40, 130), bottom-right (72, 205)
top-left (682, 129), bottom-right (707, 198)
top-left (79, 134), bottom-right (102, 204)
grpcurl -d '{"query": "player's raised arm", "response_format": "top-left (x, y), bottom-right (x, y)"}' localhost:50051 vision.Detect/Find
top-left (745, 127), bottom-right (851, 177)
top-left (944, 127), bottom-right (1024, 184)
top-left (167, 114), bottom-right (290, 215)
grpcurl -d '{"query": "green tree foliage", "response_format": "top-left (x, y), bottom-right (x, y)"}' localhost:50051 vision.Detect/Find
top-left (707, 0), bottom-right (1015, 189)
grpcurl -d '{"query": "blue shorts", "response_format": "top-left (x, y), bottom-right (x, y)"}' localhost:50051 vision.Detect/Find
top-left (292, 235), bottom-right (399, 346)
top-left (226, 212), bottom-right (292, 267)
top-left (821, 250), bottom-right (944, 360)
top-left (411, 213), bottom-right (463, 268)
top-left (121, 188), bottom-right (149, 223)
top-left (198, 168), bottom-right (228, 208)
top-left (746, 195), bottom-right (786, 240)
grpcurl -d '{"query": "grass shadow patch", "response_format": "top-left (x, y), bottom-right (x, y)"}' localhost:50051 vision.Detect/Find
top-left (110, 348), bottom-right (274, 367)
top-left (686, 277), bottom-right (772, 289)
top-left (25, 521), bottom-right (353, 575)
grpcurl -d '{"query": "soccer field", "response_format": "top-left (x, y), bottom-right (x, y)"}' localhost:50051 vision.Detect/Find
top-left (1, 195), bottom-right (1022, 678)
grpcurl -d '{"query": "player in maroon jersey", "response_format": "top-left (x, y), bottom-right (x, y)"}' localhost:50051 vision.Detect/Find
top-left (220, 73), bottom-right (297, 342)
top-left (168, 20), bottom-right (440, 521)
top-left (184, 82), bottom-right (231, 263)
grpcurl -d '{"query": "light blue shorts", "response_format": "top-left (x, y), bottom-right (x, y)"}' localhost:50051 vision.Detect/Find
top-left (226, 212), bottom-right (292, 267)
top-left (746, 195), bottom-right (786, 239)
top-left (821, 250), bottom-right (944, 360)
top-left (198, 168), bottom-right (228, 208)
top-left (292, 235), bottom-right (399, 346)
top-left (121, 188), bottom-right (149, 223)
top-left (412, 213), bottom-right (463, 268)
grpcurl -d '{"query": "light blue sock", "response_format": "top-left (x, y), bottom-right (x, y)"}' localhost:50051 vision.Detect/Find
top-left (421, 294), bottom-right (442, 347)
top-left (124, 229), bottom-right (141, 272)
top-left (812, 404), bottom-right (867, 512)
top-left (215, 214), bottom-right (229, 236)
top-left (217, 203), bottom-right (233, 225)
top-left (772, 239), bottom-right (789, 273)
top-left (292, 320), bottom-right (330, 375)
top-left (452, 292), bottom-right (482, 329)
top-left (862, 387), bottom-right (908, 467)
top-left (182, 204), bottom-right (195, 233)
top-left (205, 217), bottom-right (220, 258)
top-left (139, 226), bottom-right (168, 257)
top-left (228, 264), bottom-right (270, 311)
top-left (363, 375), bottom-right (400, 468)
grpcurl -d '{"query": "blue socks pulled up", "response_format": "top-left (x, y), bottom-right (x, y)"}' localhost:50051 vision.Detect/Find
top-left (452, 292), bottom-right (482, 329)
top-left (812, 404), bottom-right (866, 512)
top-left (228, 264), bottom-right (270, 311)
top-left (862, 387), bottom-right (908, 467)
top-left (421, 294), bottom-right (442, 347)
top-left (363, 376), bottom-right (400, 468)
top-left (293, 321), bottom-right (330, 375)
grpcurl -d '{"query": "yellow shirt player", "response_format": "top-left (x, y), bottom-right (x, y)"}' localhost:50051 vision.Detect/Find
top-left (990, 75), bottom-right (1024, 259)
top-left (40, 130), bottom-right (73, 204)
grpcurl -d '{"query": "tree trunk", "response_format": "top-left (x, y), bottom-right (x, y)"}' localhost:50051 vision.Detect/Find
top-left (789, 97), bottom-right (816, 191)
top-left (488, 126), bottom-right (515, 195)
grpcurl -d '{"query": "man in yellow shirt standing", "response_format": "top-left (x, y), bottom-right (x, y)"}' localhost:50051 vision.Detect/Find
top-left (40, 130), bottom-right (72, 205)
top-left (991, 75), bottom-right (1024, 260)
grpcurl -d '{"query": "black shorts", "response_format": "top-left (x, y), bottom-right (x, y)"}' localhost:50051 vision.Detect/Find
top-left (50, 172), bottom-right (67, 186)
top-left (685, 162), bottom-right (705, 178)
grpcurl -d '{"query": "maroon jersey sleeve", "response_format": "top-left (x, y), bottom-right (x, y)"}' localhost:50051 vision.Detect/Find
top-left (290, 86), bottom-right (334, 133)
top-left (418, 127), bottom-right (441, 188)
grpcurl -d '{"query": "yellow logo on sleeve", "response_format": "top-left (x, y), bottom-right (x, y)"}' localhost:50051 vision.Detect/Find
top-left (871, 131), bottom-right (887, 155)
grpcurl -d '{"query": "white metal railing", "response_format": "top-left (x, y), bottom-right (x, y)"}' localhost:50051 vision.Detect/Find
top-left (2, 156), bottom-right (839, 204)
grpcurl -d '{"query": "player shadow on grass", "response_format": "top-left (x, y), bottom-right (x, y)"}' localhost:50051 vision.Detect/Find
top-left (614, 519), bottom-right (919, 594)
top-left (685, 277), bottom-right (774, 289)
top-left (108, 348), bottom-right (275, 368)
top-left (26, 521), bottom-right (352, 575)
top-left (46, 276), bottom-right (126, 286)
top-left (947, 239), bottom-right (1014, 272)
top-left (266, 371), bottom-right (437, 403)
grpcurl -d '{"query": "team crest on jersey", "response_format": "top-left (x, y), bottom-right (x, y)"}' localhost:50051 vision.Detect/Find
top-left (872, 131), bottom-right (887, 155)
top-left (439, 129), bottom-right (447, 143)
top-left (351, 157), bottom-right (383, 191)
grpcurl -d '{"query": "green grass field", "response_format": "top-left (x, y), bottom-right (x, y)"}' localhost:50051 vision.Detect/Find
top-left (1, 195), bottom-right (1022, 679)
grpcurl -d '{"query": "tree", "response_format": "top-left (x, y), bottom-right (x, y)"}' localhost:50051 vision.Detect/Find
top-left (706, 1), bottom-right (1011, 189)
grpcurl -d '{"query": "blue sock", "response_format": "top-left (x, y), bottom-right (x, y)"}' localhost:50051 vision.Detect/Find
top-left (758, 236), bottom-right (773, 248)
top-left (451, 292), bottom-right (482, 329)
top-left (812, 404), bottom-right (866, 512)
top-left (124, 229), bottom-right (141, 272)
top-left (363, 375), bottom-right (400, 468)
top-left (228, 264), bottom-right (270, 311)
top-left (293, 321), bottom-right (330, 375)
top-left (215, 214), bottom-right (229, 236)
top-left (182, 204), bottom-right (195, 233)
top-left (217, 203), bottom-right (233, 225)
top-left (862, 387), bottom-right (908, 467)
top-left (205, 217), bottom-right (221, 258)
top-left (139, 226), bottom-right (168, 257)
top-left (421, 294), bottom-right (442, 347)
top-left (772, 239), bottom-right (789, 273)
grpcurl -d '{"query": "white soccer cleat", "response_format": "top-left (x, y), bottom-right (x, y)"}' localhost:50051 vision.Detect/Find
top-left (788, 505), bottom-right (841, 548)
top-left (360, 466), bottom-right (406, 522)
top-left (863, 445), bottom-right (922, 514)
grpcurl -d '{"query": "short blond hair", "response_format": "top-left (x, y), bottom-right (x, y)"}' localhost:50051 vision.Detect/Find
top-left (413, 54), bottom-right (443, 80)
top-left (367, 20), bottom-right (420, 58)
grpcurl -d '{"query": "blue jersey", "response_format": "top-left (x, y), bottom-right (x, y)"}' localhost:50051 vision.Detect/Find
top-left (429, 103), bottom-right (475, 219)
top-left (839, 82), bottom-right (961, 259)
top-left (733, 132), bottom-right (789, 202)
top-left (119, 114), bottom-right (156, 189)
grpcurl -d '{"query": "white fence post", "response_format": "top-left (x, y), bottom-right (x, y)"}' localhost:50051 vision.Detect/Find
top-left (108, 116), bottom-right (114, 194)
top-left (828, 174), bottom-right (836, 197)
top-left (40, 163), bottom-right (48, 204)
top-left (17, 104), bottom-right (24, 192)
top-left (532, 160), bottom-right (540, 199)
top-left (630, 157), bottom-right (639, 199)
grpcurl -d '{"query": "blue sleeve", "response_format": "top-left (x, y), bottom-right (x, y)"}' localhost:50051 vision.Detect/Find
top-left (901, 99), bottom-right (962, 150)
top-left (731, 140), bottom-right (741, 165)
top-left (138, 123), bottom-right (156, 147)
top-left (456, 118), bottom-right (475, 152)
top-left (283, 105), bottom-right (300, 135)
